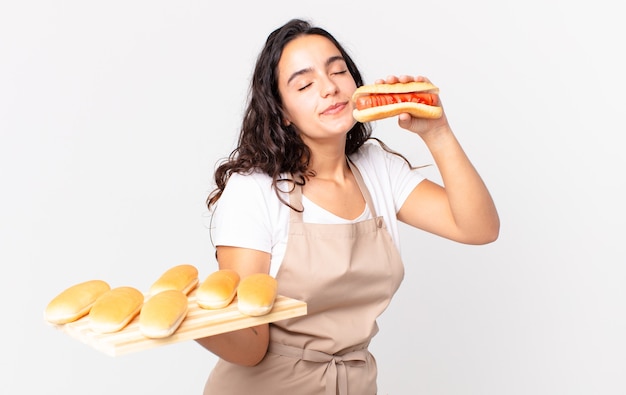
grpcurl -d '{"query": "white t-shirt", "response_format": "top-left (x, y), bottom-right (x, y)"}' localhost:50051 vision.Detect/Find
top-left (210, 141), bottom-right (425, 277)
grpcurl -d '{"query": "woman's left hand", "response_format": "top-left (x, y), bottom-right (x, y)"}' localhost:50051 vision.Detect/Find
top-left (375, 75), bottom-right (450, 138)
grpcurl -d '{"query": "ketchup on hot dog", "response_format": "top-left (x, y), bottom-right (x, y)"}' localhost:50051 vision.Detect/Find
top-left (355, 93), bottom-right (438, 110)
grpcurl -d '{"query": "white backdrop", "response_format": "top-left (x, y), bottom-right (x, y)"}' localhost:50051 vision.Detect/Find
top-left (2, 1), bottom-right (625, 394)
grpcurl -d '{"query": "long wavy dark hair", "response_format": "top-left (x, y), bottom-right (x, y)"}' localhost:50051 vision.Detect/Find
top-left (206, 19), bottom-right (372, 210)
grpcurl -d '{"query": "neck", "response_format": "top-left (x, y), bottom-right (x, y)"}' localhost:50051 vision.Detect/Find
top-left (308, 148), bottom-right (349, 181)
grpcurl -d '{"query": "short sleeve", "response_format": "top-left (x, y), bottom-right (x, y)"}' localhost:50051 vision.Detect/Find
top-left (353, 142), bottom-right (425, 213)
top-left (384, 148), bottom-right (426, 211)
top-left (210, 172), bottom-right (275, 253)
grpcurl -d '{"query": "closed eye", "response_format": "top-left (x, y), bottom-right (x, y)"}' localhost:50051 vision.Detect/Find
top-left (298, 82), bottom-right (313, 91)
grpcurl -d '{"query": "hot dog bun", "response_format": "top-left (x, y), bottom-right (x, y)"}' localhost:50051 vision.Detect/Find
top-left (139, 289), bottom-right (188, 338)
top-left (352, 81), bottom-right (442, 122)
top-left (44, 280), bottom-right (111, 324)
top-left (237, 273), bottom-right (278, 316)
top-left (196, 269), bottom-right (240, 309)
top-left (88, 286), bottom-right (144, 333)
top-left (149, 264), bottom-right (199, 296)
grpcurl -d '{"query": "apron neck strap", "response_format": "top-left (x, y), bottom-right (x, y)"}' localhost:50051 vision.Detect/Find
top-left (288, 157), bottom-right (378, 222)
top-left (347, 157), bottom-right (377, 218)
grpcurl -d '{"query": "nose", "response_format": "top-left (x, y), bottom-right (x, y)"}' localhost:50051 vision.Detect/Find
top-left (320, 75), bottom-right (339, 97)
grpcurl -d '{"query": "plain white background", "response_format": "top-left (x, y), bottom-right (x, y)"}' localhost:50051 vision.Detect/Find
top-left (2, 1), bottom-right (625, 394)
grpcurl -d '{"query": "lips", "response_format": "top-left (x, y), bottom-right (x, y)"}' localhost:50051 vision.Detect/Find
top-left (321, 101), bottom-right (348, 115)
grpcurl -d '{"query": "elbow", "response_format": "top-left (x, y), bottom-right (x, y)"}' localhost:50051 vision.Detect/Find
top-left (459, 215), bottom-right (500, 245)
top-left (479, 228), bottom-right (499, 245)
top-left (240, 354), bottom-right (266, 367)
top-left (193, 324), bottom-right (270, 367)
top-left (472, 218), bottom-right (500, 245)
top-left (465, 231), bottom-right (498, 246)
top-left (238, 342), bottom-right (269, 367)
top-left (235, 325), bottom-right (271, 367)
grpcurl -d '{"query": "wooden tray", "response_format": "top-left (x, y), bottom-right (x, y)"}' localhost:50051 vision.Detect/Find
top-left (49, 291), bottom-right (307, 357)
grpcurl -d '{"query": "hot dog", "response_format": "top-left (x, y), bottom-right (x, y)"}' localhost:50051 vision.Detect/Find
top-left (352, 81), bottom-right (442, 122)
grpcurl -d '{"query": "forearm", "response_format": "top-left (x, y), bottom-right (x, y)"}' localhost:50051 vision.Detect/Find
top-left (422, 126), bottom-right (500, 242)
top-left (195, 246), bottom-right (271, 365)
top-left (195, 323), bottom-right (269, 366)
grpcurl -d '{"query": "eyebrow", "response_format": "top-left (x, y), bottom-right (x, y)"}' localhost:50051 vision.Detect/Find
top-left (286, 55), bottom-right (346, 85)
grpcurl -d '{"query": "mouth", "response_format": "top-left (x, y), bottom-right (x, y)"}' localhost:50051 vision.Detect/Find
top-left (321, 101), bottom-right (348, 116)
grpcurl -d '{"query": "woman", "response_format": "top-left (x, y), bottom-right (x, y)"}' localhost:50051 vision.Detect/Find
top-left (197, 18), bottom-right (499, 395)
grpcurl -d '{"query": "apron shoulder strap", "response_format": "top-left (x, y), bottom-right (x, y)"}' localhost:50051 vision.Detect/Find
top-left (347, 157), bottom-right (378, 218)
top-left (288, 175), bottom-right (304, 224)
top-left (287, 158), bottom-right (378, 222)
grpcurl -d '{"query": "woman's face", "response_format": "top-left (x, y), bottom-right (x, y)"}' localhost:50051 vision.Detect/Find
top-left (277, 34), bottom-right (357, 145)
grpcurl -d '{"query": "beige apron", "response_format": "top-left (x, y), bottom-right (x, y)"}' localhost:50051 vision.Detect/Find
top-left (204, 160), bottom-right (405, 395)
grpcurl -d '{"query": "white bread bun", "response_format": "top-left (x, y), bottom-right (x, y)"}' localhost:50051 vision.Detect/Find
top-left (149, 264), bottom-right (199, 296)
top-left (139, 289), bottom-right (188, 338)
top-left (237, 273), bottom-right (278, 317)
top-left (352, 81), bottom-right (439, 96)
top-left (196, 269), bottom-right (240, 309)
top-left (88, 286), bottom-right (144, 333)
top-left (353, 101), bottom-right (443, 122)
top-left (351, 81), bottom-right (442, 122)
top-left (44, 280), bottom-right (111, 324)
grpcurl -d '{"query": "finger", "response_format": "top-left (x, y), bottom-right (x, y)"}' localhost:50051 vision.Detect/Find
top-left (397, 113), bottom-right (413, 129)
top-left (398, 112), bottom-right (412, 122)
top-left (385, 75), bottom-right (400, 84)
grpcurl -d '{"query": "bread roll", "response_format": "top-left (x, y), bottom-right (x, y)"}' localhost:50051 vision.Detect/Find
top-left (353, 101), bottom-right (443, 122)
top-left (139, 289), bottom-right (188, 338)
top-left (88, 286), bottom-right (144, 333)
top-left (353, 81), bottom-right (439, 96)
top-left (44, 280), bottom-right (111, 324)
top-left (237, 273), bottom-right (278, 316)
top-left (149, 264), bottom-right (199, 296)
top-left (196, 269), bottom-right (240, 309)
